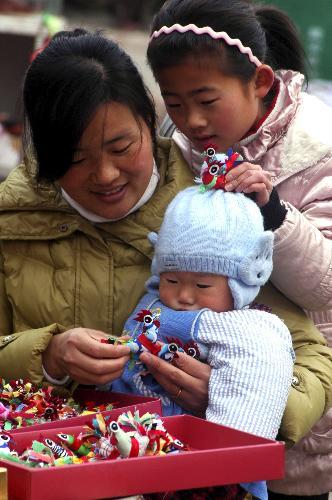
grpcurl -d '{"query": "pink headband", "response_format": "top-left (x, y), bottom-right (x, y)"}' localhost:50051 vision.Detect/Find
top-left (150, 23), bottom-right (262, 67)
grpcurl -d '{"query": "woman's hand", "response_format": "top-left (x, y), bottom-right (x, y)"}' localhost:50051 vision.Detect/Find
top-left (42, 328), bottom-right (130, 385)
top-left (139, 351), bottom-right (211, 416)
top-left (225, 162), bottom-right (273, 207)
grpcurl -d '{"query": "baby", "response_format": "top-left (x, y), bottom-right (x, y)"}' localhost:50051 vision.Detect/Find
top-left (112, 184), bottom-right (294, 441)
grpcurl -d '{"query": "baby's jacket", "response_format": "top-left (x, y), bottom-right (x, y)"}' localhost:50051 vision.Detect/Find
top-left (112, 292), bottom-right (295, 440)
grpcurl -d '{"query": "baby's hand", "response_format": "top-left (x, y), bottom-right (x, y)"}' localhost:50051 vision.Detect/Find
top-left (225, 161), bottom-right (272, 207)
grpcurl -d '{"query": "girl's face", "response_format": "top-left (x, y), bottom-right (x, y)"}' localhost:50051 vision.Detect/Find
top-left (156, 58), bottom-right (266, 152)
top-left (59, 102), bottom-right (154, 219)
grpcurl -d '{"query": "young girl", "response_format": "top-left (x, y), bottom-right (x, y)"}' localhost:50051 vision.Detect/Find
top-left (147, 0), bottom-right (332, 497)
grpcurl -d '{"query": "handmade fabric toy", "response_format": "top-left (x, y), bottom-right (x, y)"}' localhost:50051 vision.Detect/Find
top-left (44, 438), bottom-right (73, 459)
top-left (108, 420), bottom-right (150, 458)
top-left (0, 432), bottom-right (11, 454)
top-left (195, 143), bottom-right (243, 192)
top-left (0, 378), bottom-right (114, 431)
top-left (103, 307), bottom-right (181, 366)
top-left (0, 411), bottom-right (188, 467)
top-left (57, 432), bottom-right (92, 457)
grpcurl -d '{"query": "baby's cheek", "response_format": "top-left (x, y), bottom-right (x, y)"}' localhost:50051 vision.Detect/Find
top-left (159, 286), bottom-right (173, 308)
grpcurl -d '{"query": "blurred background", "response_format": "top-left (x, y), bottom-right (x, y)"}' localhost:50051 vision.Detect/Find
top-left (0, 0), bottom-right (332, 179)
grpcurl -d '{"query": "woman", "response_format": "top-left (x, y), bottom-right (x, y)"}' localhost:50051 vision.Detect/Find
top-left (0, 28), bottom-right (208, 408)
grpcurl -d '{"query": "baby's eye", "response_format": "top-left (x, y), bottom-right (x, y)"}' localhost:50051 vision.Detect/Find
top-left (201, 98), bottom-right (219, 105)
top-left (166, 278), bottom-right (178, 284)
top-left (196, 284), bottom-right (211, 289)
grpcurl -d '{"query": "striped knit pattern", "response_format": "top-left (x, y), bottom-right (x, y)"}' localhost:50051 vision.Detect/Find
top-left (132, 372), bottom-right (172, 407)
top-left (196, 309), bottom-right (294, 440)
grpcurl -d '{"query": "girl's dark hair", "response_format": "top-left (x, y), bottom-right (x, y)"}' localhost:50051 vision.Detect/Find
top-left (23, 28), bottom-right (157, 182)
top-left (147, 0), bottom-right (308, 82)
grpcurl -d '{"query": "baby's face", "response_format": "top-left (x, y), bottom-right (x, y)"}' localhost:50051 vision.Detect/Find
top-left (159, 271), bottom-right (234, 312)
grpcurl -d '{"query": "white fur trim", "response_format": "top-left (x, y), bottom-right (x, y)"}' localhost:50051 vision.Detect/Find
top-left (280, 94), bottom-right (332, 179)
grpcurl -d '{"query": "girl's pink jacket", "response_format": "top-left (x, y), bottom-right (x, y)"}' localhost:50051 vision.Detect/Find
top-left (172, 69), bottom-right (332, 494)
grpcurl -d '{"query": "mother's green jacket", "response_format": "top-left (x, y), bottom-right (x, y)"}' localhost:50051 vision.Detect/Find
top-left (0, 138), bottom-right (331, 445)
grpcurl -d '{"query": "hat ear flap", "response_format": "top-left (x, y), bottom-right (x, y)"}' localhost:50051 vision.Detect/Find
top-left (147, 232), bottom-right (159, 277)
top-left (238, 232), bottom-right (274, 286)
top-left (145, 274), bottom-right (160, 294)
top-left (148, 231), bottom-right (158, 247)
top-left (228, 279), bottom-right (260, 310)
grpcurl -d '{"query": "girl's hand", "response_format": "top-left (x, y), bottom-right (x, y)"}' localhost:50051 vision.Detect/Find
top-left (225, 162), bottom-right (273, 207)
top-left (139, 351), bottom-right (210, 416)
top-left (42, 328), bottom-right (130, 385)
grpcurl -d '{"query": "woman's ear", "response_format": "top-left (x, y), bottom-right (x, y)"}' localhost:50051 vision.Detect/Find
top-left (254, 64), bottom-right (275, 99)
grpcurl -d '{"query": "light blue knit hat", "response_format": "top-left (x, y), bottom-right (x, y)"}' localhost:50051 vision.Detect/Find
top-left (148, 186), bottom-right (274, 309)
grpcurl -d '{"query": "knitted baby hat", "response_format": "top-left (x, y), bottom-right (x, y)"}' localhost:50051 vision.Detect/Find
top-left (148, 186), bottom-right (274, 309)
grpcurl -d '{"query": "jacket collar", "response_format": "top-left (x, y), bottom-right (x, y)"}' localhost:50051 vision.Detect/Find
top-left (0, 138), bottom-right (193, 245)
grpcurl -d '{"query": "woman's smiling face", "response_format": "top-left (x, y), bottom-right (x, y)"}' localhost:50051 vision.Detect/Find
top-left (58, 101), bottom-right (154, 219)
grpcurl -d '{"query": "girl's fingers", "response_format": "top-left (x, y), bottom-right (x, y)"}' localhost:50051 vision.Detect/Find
top-left (226, 172), bottom-right (271, 191)
top-left (237, 175), bottom-right (272, 192)
top-left (242, 182), bottom-right (271, 193)
top-left (226, 162), bottom-right (269, 179)
top-left (225, 164), bottom-right (271, 189)
top-left (224, 167), bottom-right (272, 207)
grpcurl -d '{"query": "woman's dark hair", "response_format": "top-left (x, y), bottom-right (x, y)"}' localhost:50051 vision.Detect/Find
top-left (23, 28), bottom-right (157, 182)
top-left (147, 0), bottom-right (308, 82)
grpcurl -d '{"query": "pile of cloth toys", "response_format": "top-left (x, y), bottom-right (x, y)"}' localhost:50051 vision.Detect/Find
top-left (0, 379), bottom-right (113, 431)
top-left (0, 411), bottom-right (188, 467)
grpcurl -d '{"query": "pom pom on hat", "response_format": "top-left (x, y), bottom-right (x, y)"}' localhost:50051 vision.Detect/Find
top-left (148, 187), bottom-right (274, 309)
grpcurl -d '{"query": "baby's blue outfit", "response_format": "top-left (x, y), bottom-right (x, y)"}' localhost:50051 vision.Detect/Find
top-left (112, 290), bottom-right (294, 438)
top-left (112, 292), bottom-right (204, 416)
top-left (111, 290), bottom-right (294, 500)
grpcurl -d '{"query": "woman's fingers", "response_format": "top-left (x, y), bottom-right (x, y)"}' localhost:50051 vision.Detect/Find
top-left (172, 352), bottom-right (211, 380)
top-left (62, 346), bottom-right (129, 380)
top-left (67, 329), bottom-right (131, 359)
top-left (49, 328), bottom-right (130, 384)
top-left (67, 363), bottom-right (127, 385)
top-left (139, 351), bottom-right (210, 415)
